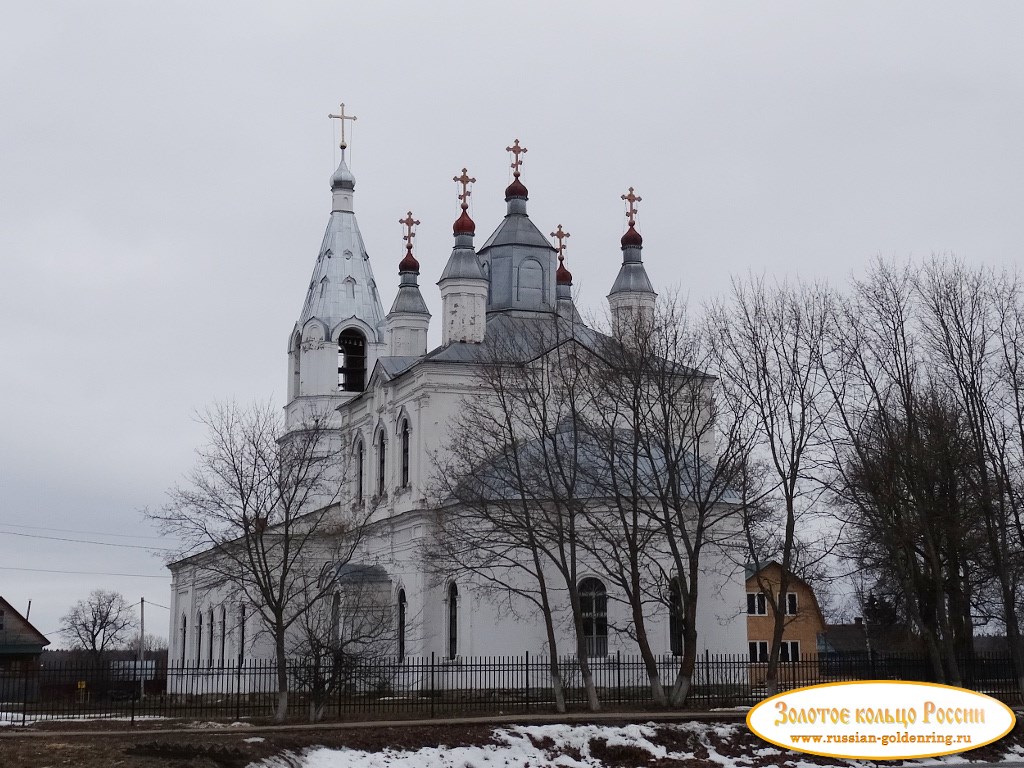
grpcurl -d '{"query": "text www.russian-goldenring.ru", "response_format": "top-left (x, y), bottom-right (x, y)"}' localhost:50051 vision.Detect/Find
top-left (790, 732), bottom-right (973, 747)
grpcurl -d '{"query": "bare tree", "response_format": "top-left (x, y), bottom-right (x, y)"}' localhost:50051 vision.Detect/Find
top-left (709, 275), bottom-right (834, 694)
top-left (289, 568), bottom-right (398, 722)
top-left (431, 315), bottom-right (603, 712)
top-left (586, 294), bottom-right (752, 707)
top-left (150, 400), bottom-right (374, 723)
top-left (60, 589), bottom-right (137, 661)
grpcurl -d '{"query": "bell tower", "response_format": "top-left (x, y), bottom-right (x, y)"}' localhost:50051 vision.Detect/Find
top-left (286, 104), bottom-right (385, 429)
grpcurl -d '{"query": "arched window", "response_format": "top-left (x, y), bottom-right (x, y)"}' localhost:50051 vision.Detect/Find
top-left (447, 583), bottom-right (459, 660)
top-left (579, 577), bottom-right (608, 658)
top-left (400, 419), bottom-right (410, 488)
top-left (355, 440), bottom-right (364, 499)
top-left (179, 614), bottom-right (187, 664)
top-left (237, 605), bottom-right (247, 662)
top-left (195, 611), bottom-right (203, 661)
top-left (290, 333), bottom-right (302, 398)
top-left (338, 329), bottom-right (366, 392)
top-left (397, 589), bottom-right (407, 661)
top-left (516, 259), bottom-right (544, 306)
top-left (207, 608), bottom-right (215, 666)
top-left (669, 579), bottom-right (684, 657)
top-left (376, 430), bottom-right (387, 495)
top-left (219, 606), bottom-right (227, 663)
top-left (331, 592), bottom-right (342, 649)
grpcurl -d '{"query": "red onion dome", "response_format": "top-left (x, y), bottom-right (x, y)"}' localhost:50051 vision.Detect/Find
top-left (620, 224), bottom-right (643, 247)
top-left (504, 177), bottom-right (529, 199)
top-left (453, 209), bottom-right (475, 234)
top-left (556, 259), bottom-right (573, 285)
top-left (399, 247), bottom-right (420, 273)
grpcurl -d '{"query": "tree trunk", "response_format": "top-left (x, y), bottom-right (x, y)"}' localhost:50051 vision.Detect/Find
top-left (670, 619), bottom-right (699, 707)
top-left (274, 628), bottom-right (289, 723)
top-left (629, 589), bottom-right (667, 707)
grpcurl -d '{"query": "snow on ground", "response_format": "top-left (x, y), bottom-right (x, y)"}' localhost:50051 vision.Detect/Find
top-left (251, 722), bottom-right (1024, 768)
top-left (0, 712), bottom-right (167, 726)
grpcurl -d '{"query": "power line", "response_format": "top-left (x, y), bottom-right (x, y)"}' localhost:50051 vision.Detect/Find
top-left (0, 566), bottom-right (166, 578)
top-left (0, 530), bottom-right (174, 551)
top-left (0, 522), bottom-right (169, 542)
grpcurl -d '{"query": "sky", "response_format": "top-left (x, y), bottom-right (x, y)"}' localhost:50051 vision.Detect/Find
top-left (2, 2), bottom-right (1023, 647)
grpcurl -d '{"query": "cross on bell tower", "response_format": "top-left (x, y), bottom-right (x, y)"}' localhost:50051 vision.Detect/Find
top-left (328, 102), bottom-right (358, 149)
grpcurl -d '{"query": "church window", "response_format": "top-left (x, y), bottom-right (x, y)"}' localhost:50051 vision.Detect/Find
top-left (238, 605), bottom-right (246, 662)
top-left (397, 589), bottom-right (407, 661)
top-left (180, 614), bottom-right (187, 664)
top-left (331, 592), bottom-right (341, 649)
top-left (376, 430), bottom-right (387, 495)
top-left (579, 577), bottom-right (608, 658)
top-left (344, 276), bottom-right (356, 299)
top-left (669, 578), bottom-right (685, 657)
top-left (219, 607), bottom-right (227, 663)
top-left (290, 334), bottom-right (301, 398)
top-left (207, 609), bottom-right (214, 667)
top-left (355, 440), bottom-right (364, 499)
top-left (195, 612), bottom-right (203, 661)
top-left (319, 276), bottom-right (329, 298)
top-left (338, 329), bottom-right (366, 392)
top-left (516, 259), bottom-right (544, 306)
top-left (447, 583), bottom-right (459, 660)
top-left (400, 419), bottom-right (410, 488)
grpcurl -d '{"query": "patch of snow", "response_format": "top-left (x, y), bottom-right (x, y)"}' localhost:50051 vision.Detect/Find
top-left (245, 736), bottom-right (267, 743)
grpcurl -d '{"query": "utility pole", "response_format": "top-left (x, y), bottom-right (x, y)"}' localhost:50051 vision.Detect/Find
top-left (138, 597), bottom-right (145, 702)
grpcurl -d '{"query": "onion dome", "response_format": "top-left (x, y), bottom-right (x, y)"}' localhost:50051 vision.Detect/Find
top-left (504, 177), bottom-right (528, 200)
top-left (453, 209), bottom-right (475, 235)
top-left (556, 256), bottom-right (573, 285)
top-left (620, 224), bottom-right (643, 247)
top-left (398, 248), bottom-right (420, 272)
top-left (330, 151), bottom-right (356, 190)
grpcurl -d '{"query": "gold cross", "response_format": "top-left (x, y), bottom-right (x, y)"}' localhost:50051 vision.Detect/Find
top-left (399, 211), bottom-right (420, 250)
top-left (506, 139), bottom-right (528, 177)
top-left (328, 102), bottom-right (358, 148)
top-left (453, 168), bottom-right (476, 208)
top-left (550, 224), bottom-right (570, 258)
top-left (618, 188), bottom-right (643, 227)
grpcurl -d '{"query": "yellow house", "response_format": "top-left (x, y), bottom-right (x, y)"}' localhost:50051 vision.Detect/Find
top-left (745, 562), bottom-right (825, 664)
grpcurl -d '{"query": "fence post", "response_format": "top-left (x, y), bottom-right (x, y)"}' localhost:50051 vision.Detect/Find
top-left (235, 659), bottom-right (242, 722)
top-left (525, 651), bottom-right (530, 711)
top-left (430, 652), bottom-right (435, 719)
top-left (21, 663), bottom-right (30, 726)
top-left (616, 650), bottom-right (622, 704)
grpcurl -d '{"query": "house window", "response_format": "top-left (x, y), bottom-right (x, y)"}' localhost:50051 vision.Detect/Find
top-left (400, 419), bottom-right (410, 488)
top-left (749, 641), bottom-right (768, 662)
top-left (376, 431), bottom-right (387, 495)
top-left (746, 593), bottom-right (768, 615)
top-left (355, 440), bottom-right (364, 499)
top-left (786, 592), bottom-right (798, 616)
top-left (780, 640), bottom-right (801, 662)
top-left (338, 329), bottom-right (366, 392)
top-left (180, 614), bottom-right (187, 664)
top-left (669, 579), bottom-right (684, 657)
top-left (579, 577), bottom-right (608, 658)
top-left (397, 589), bottom-right (407, 661)
top-left (748, 641), bottom-right (801, 663)
top-left (238, 605), bottom-right (246, 662)
top-left (447, 583), bottom-right (459, 660)
top-left (0, 609), bottom-right (5, 630)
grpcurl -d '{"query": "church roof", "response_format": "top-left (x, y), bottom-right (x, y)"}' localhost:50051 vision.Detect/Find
top-left (477, 214), bottom-right (554, 252)
top-left (449, 418), bottom-right (740, 506)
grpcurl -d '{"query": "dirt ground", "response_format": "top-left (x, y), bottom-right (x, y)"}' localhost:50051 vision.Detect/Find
top-left (2, 718), bottom-right (1022, 768)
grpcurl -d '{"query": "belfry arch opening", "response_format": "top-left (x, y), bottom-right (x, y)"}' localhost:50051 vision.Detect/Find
top-left (338, 329), bottom-right (366, 392)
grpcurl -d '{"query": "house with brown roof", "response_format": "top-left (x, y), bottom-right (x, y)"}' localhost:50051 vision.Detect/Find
top-left (0, 595), bottom-right (50, 670)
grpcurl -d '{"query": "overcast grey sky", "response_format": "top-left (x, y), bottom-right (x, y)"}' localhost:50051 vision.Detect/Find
top-left (2, 2), bottom-right (1022, 645)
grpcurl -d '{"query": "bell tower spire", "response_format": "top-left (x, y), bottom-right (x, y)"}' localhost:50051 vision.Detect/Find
top-left (438, 168), bottom-right (488, 345)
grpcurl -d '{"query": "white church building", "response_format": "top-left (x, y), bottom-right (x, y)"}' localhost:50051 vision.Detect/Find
top-left (167, 129), bottom-right (747, 670)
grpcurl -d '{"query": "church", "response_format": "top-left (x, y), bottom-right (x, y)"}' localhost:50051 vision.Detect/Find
top-left (167, 112), bottom-right (747, 670)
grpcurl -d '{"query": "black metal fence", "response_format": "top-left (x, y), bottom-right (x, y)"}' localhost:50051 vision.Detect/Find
top-left (0, 652), bottom-right (1018, 725)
